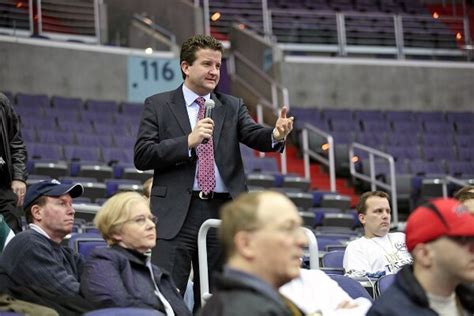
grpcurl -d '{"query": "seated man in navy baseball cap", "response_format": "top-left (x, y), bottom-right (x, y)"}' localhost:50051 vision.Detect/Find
top-left (368, 198), bottom-right (474, 316)
top-left (0, 179), bottom-right (85, 295)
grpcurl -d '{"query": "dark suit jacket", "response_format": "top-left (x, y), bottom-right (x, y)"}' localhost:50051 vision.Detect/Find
top-left (134, 86), bottom-right (281, 240)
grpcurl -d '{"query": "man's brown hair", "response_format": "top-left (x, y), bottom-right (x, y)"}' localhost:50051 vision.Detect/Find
top-left (356, 191), bottom-right (390, 215)
top-left (180, 34), bottom-right (223, 79)
top-left (453, 185), bottom-right (474, 203)
top-left (24, 196), bottom-right (48, 224)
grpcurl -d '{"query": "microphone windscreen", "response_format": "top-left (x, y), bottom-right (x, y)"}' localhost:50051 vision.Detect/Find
top-left (204, 99), bottom-right (215, 118)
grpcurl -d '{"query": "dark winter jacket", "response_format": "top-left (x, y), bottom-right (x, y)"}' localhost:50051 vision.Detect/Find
top-left (80, 245), bottom-right (191, 316)
top-left (0, 93), bottom-right (27, 188)
top-left (368, 265), bottom-right (474, 316)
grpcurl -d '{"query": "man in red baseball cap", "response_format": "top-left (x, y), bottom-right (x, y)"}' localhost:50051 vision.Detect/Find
top-left (368, 198), bottom-right (474, 315)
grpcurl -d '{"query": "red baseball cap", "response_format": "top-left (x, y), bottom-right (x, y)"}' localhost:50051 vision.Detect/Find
top-left (406, 198), bottom-right (474, 252)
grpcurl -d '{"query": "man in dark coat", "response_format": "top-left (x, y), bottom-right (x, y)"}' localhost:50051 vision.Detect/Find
top-left (368, 198), bottom-right (474, 316)
top-left (0, 92), bottom-right (27, 233)
top-left (199, 191), bottom-right (306, 315)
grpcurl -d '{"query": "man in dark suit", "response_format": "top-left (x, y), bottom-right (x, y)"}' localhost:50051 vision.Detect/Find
top-left (134, 34), bottom-right (294, 309)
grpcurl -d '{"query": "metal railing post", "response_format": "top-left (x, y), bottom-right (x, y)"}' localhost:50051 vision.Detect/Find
top-left (349, 142), bottom-right (398, 228)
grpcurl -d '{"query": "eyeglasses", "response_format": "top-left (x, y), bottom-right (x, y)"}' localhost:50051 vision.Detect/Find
top-left (125, 215), bottom-right (158, 226)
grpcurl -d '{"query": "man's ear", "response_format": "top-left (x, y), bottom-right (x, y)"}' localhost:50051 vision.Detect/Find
top-left (180, 61), bottom-right (190, 78)
top-left (412, 243), bottom-right (433, 267)
top-left (358, 213), bottom-right (366, 226)
top-left (30, 204), bottom-right (42, 222)
top-left (234, 231), bottom-right (255, 259)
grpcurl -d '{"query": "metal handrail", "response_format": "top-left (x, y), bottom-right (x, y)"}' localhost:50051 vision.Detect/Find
top-left (441, 175), bottom-right (470, 198)
top-left (197, 219), bottom-right (318, 306)
top-left (37, 0), bottom-right (100, 44)
top-left (349, 142), bottom-right (399, 228)
top-left (229, 51), bottom-right (289, 174)
top-left (267, 8), bottom-right (469, 59)
top-left (132, 13), bottom-right (177, 47)
top-left (300, 123), bottom-right (336, 192)
top-left (232, 50), bottom-right (289, 110)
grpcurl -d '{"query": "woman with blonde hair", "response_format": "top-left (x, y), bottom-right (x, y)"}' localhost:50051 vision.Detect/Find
top-left (80, 192), bottom-right (191, 315)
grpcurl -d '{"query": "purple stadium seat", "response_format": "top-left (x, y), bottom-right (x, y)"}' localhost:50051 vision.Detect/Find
top-left (121, 102), bottom-right (144, 116)
top-left (113, 135), bottom-right (136, 148)
top-left (421, 134), bottom-right (453, 147)
top-left (38, 130), bottom-right (76, 145)
top-left (458, 148), bottom-right (474, 161)
top-left (354, 110), bottom-right (385, 122)
top-left (243, 156), bottom-right (279, 174)
top-left (385, 110), bottom-right (415, 122)
top-left (51, 96), bottom-right (84, 111)
top-left (21, 128), bottom-right (37, 143)
top-left (409, 159), bottom-right (447, 176)
top-left (330, 119), bottom-right (360, 133)
top-left (20, 116), bottom-right (57, 130)
top-left (446, 161), bottom-right (474, 177)
top-left (455, 134), bottom-right (474, 148)
top-left (81, 111), bottom-right (116, 125)
top-left (94, 123), bottom-right (131, 136)
top-left (102, 147), bottom-right (134, 165)
top-left (391, 121), bottom-right (423, 134)
top-left (414, 111), bottom-right (445, 123)
top-left (455, 122), bottom-right (474, 135)
top-left (421, 146), bottom-right (457, 161)
top-left (361, 121), bottom-right (391, 133)
top-left (58, 121), bottom-right (94, 133)
top-left (76, 133), bottom-right (114, 147)
top-left (323, 109), bottom-right (353, 121)
top-left (355, 132), bottom-right (385, 148)
top-left (423, 121), bottom-right (454, 134)
top-left (63, 145), bottom-right (102, 163)
top-left (385, 133), bottom-right (419, 146)
top-left (46, 106), bottom-right (82, 122)
top-left (16, 93), bottom-right (49, 108)
top-left (86, 99), bottom-right (119, 113)
top-left (27, 143), bottom-right (64, 162)
top-left (384, 145), bottom-right (420, 161)
top-left (445, 111), bottom-right (474, 124)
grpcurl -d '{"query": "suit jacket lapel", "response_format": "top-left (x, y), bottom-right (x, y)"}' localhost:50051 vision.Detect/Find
top-left (169, 86), bottom-right (192, 135)
top-left (211, 93), bottom-right (225, 148)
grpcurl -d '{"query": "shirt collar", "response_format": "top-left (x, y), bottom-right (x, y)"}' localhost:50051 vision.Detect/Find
top-left (29, 223), bottom-right (52, 240)
top-left (182, 84), bottom-right (211, 107)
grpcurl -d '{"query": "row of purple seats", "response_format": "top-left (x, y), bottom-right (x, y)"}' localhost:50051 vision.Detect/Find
top-left (20, 117), bottom-right (137, 136)
top-left (22, 130), bottom-right (136, 148)
top-left (14, 93), bottom-right (143, 116)
top-left (333, 132), bottom-right (474, 149)
top-left (355, 144), bottom-right (474, 162)
top-left (26, 142), bottom-right (134, 165)
top-left (292, 107), bottom-right (474, 125)
top-left (16, 107), bottom-right (141, 125)
top-left (28, 175), bottom-right (145, 203)
top-left (362, 157), bottom-right (474, 178)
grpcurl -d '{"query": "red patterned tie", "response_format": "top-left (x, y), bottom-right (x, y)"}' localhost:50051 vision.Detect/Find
top-left (195, 97), bottom-right (216, 194)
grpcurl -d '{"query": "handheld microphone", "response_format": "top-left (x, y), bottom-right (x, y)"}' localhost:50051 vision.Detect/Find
top-left (204, 99), bottom-right (215, 119)
top-left (202, 99), bottom-right (215, 144)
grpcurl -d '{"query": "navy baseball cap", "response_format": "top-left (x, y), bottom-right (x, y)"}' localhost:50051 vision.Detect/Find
top-left (24, 179), bottom-right (84, 209)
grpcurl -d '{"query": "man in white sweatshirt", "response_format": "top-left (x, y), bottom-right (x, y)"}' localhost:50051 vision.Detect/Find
top-left (343, 191), bottom-right (412, 278)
